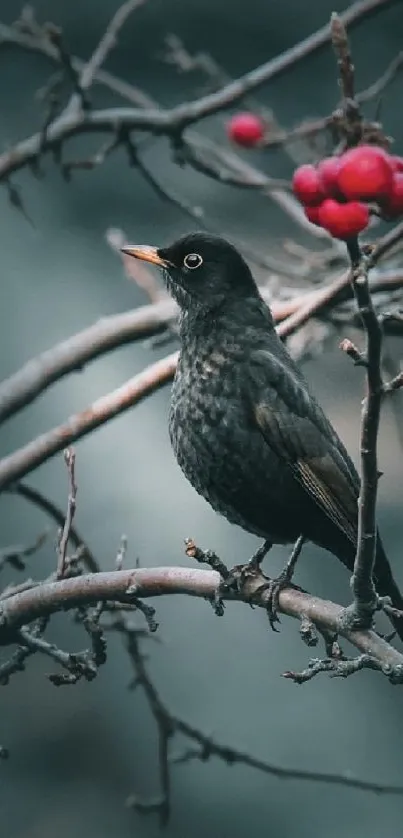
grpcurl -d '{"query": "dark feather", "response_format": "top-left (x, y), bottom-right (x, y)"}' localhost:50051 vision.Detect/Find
top-left (251, 348), bottom-right (359, 546)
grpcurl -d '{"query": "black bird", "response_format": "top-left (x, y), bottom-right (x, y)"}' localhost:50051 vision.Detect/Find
top-left (122, 232), bottom-right (403, 636)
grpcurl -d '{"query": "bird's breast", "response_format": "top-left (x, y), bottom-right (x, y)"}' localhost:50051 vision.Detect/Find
top-left (167, 350), bottom-right (298, 540)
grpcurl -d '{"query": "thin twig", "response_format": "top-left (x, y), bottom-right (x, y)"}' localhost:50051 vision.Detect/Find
top-left (57, 448), bottom-right (77, 578)
top-left (45, 26), bottom-right (90, 112)
top-left (124, 623), bottom-right (403, 825)
top-left (79, 0), bottom-right (148, 92)
top-left (8, 482), bottom-right (99, 573)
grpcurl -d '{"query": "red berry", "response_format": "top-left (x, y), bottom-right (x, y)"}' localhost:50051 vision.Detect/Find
top-left (292, 164), bottom-right (325, 206)
top-left (226, 113), bottom-right (264, 147)
top-left (317, 157), bottom-right (341, 197)
top-left (318, 198), bottom-right (369, 240)
top-left (390, 155), bottom-right (403, 173)
top-left (382, 173), bottom-right (403, 218)
top-left (337, 145), bottom-right (393, 201)
top-left (304, 205), bottom-right (321, 226)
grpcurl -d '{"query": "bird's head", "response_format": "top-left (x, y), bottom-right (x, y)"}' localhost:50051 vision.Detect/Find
top-left (121, 232), bottom-right (258, 313)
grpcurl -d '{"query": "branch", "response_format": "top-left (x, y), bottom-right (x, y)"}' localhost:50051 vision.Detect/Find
top-left (123, 620), bottom-right (403, 825)
top-left (1, 268), bottom-right (403, 489)
top-left (1, 253), bottom-right (403, 427)
top-left (0, 14), bottom-right (156, 109)
top-left (331, 15), bottom-right (399, 631)
top-left (8, 481), bottom-right (100, 573)
top-left (1, 565), bottom-right (403, 680)
top-left (0, 0), bottom-right (396, 181)
top-left (0, 353), bottom-right (178, 489)
top-left (348, 245), bottom-right (383, 622)
top-left (77, 0), bottom-right (148, 92)
top-left (260, 49), bottom-right (403, 151)
top-left (0, 300), bottom-right (177, 423)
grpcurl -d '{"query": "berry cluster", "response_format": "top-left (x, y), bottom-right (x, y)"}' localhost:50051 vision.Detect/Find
top-left (292, 145), bottom-right (403, 239)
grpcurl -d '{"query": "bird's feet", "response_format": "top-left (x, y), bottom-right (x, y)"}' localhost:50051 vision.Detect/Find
top-left (217, 540), bottom-right (273, 598)
top-left (254, 535), bottom-right (305, 630)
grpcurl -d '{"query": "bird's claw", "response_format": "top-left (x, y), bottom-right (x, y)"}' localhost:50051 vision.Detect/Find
top-left (253, 568), bottom-right (292, 631)
top-left (217, 560), bottom-right (265, 599)
top-left (216, 539), bottom-right (272, 602)
top-left (255, 536), bottom-right (306, 630)
top-left (215, 537), bottom-right (303, 629)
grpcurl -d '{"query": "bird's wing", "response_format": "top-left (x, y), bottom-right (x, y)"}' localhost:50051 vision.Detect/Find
top-left (249, 348), bottom-right (359, 544)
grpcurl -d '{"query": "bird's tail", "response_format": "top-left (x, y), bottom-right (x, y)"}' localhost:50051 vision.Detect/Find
top-left (374, 536), bottom-right (403, 641)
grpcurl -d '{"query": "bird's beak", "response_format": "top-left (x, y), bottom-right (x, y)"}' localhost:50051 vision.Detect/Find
top-left (120, 244), bottom-right (171, 268)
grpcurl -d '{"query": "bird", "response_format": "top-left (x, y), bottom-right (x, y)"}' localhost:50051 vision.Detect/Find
top-left (121, 231), bottom-right (403, 637)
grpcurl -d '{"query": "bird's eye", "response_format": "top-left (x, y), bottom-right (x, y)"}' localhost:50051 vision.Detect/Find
top-left (183, 253), bottom-right (203, 270)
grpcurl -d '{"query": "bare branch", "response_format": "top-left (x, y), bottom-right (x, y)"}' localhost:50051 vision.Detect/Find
top-left (124, 617), bottom-right (403, 825)
top-left (8, 482), bottom-right (100, 573)
top-left (0, 565), bottom-right (403, 680)
top-left (260, 49), bottom-right (403, 151)
top-left (44, 25), bottom-right (90, 112)
top-left (343, 242), bottom-right (385, 624)
top-left (17, 627), bottom-right (100, 685)
top-left (0, 16), bottom-right (156, 109)
top-left (1, 256), bottom-right (402, 430)
top-left (78, 0), bottom-right (148, 92)
top-left (0, 0), bottom-right (395, 182)
top-left (0, 300), bottom-right (177, 423)
top-left (0, 353), bottom-right (178, 489)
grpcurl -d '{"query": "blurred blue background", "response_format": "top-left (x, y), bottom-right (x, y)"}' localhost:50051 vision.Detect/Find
top-left (0, 1), bottom-right (403, 836)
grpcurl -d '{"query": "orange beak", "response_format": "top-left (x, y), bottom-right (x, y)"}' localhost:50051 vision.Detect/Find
top-left (120, 244), bottom-right (171, 268)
